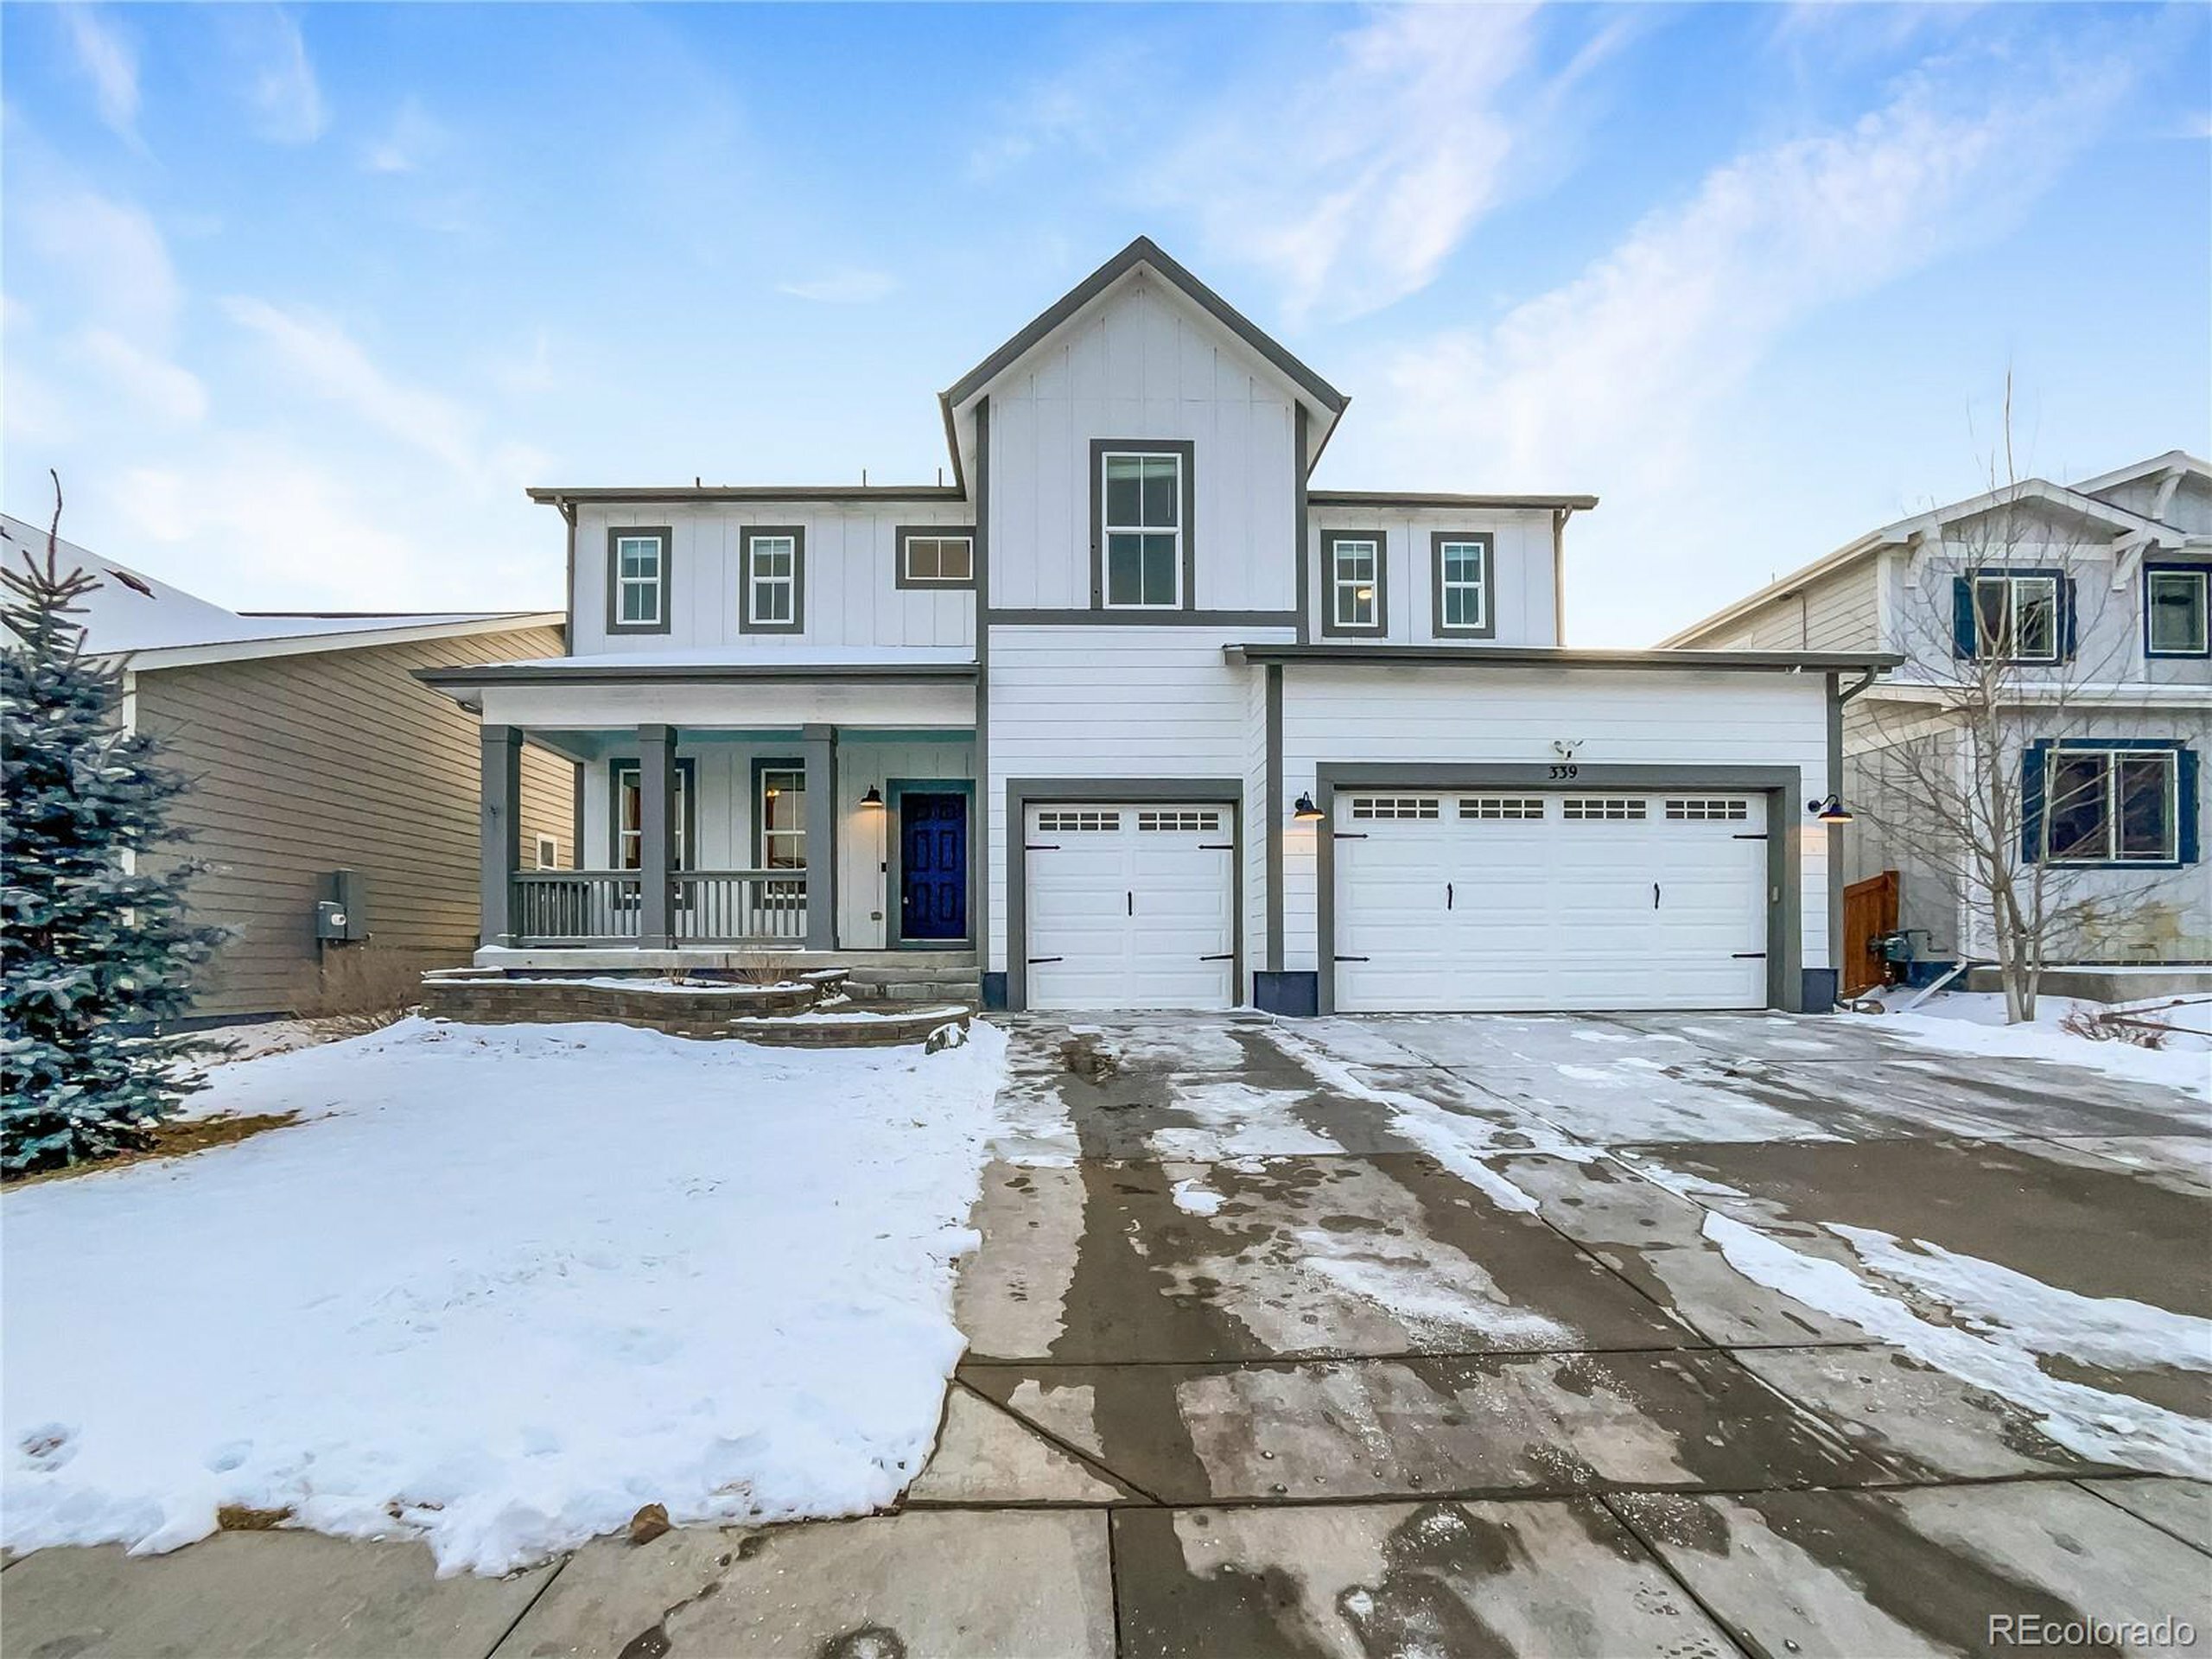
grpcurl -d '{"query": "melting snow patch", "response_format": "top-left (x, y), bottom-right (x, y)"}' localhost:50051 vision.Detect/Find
top-left (1148, 1081), bottom-right (1344, 1160)
top-left (3, 1017), bottom-right (1014, 1574)
top-left (1701, 1211), bottom-right (2211, 1476)
top-left (1170, 1179), bottom-right (1225, 1217)
top-left (1558, 1064), bottom-right (1630, 1085)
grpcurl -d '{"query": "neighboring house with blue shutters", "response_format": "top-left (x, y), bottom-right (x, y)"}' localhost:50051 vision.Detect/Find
top-left (1664, 453), bottom-right (2210, 969)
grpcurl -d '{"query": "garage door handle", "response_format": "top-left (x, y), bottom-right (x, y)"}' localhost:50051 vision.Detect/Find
top-left (1127, 891), bottom-right (1134, 916)
top-left (1025, 842), bottom-right (1060, 851)
top-left (1027, 956), bottom-right (1064, 964)
top-left (1653, 882), bottom-right (1661, 910)
top-left (1446, 881), bottom-right (1453, 911)
top-left (1198, 953), bottom-right (1233, 962)
top-left (1334, 954), bottom-right (1370, 963)
top-left (1732, 952), bottom-right (1767, 959)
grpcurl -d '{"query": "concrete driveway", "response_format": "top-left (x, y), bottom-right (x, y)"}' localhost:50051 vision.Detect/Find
top-left (9, 1010), bottom-right (2209, 1657)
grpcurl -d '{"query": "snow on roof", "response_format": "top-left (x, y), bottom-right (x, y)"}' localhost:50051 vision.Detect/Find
top-left (0, 512), bottom-right (554, 663)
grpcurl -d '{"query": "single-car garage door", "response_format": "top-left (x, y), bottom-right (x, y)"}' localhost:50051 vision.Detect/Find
top-left (1335, 791), bottom-right (1769, 1013)
top-left (1024, 803), bottom-right (1236, 1009)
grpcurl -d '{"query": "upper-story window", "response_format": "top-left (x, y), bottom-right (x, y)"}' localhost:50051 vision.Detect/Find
top-left (1092, 440), bottom-right (1192, 610)
top-left (1956, 569), bottom-right (2068, 664)
top-left (1321, 531), bottom-right (1386, 636)
top-left (2037, 745), bottom-right (2187, 866)
top-left (607, 527), bottom-right (671, 634)
top-left (895, 525), bottom-right (976, 588)
top-left (2145, 565), bottom-right (2209, 658)
top-left (740, 526), bottom-right (805, 634)
top-left (1432, 532), bottom-right (1494, 638)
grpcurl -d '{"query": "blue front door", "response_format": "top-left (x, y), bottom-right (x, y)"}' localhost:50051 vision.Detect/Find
top-left (899, 792), bottom-right (969, 942)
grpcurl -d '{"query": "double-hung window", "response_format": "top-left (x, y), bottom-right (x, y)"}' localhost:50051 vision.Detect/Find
top-left (612, 760), bottom-right (692, 870)
top-left (1432, 532), bottom-right (1492, 636)
top-left (608, 528), bottom-right (671, 633)
top-left (895, 526), bottom-right (976, 588)
top-left (740, 526), bottom-right (805, 633)
top-left (2145, 566), bottom-right (2209, 658)
top-left (757, 764), bottom-right (807, 870)
top-left (1096, 442), bottom-right (1189, 609)
top-left (1323, 531), bottom-right (1385, 635)
top-left (1966, 571), bottom-right (2062, 663)
top-left (2041, 747), bottom-right (2183, 865)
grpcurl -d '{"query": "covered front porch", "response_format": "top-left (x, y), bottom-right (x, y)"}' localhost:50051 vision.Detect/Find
top-left (479, 723), bottom-right (977, 954)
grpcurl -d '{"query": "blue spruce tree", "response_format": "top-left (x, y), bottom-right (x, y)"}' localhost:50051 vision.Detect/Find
top-left (2, 489), bottom-right (226, 1175)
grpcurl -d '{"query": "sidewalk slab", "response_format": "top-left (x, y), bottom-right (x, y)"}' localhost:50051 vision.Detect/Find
top-left (0, 1532), bottom-right (552, 1659)
top-left (1112, 1497), bottom-right (1735, 1659)
top-left (493, 1510), bottom-right (1114, 1659)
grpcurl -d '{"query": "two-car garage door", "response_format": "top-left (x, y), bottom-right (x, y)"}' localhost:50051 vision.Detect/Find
top-left (1024, 804), bottom-right (1236, 1010)
top-left (1335, 791), bottom-right (1770, 1013)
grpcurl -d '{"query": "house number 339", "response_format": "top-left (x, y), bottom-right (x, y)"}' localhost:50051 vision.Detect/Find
top-left (1548, 764), bottom-right (1580, 779)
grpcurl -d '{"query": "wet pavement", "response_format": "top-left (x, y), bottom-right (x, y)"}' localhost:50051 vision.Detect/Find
top-left (9, 1010), bottom-right (2209, 1656)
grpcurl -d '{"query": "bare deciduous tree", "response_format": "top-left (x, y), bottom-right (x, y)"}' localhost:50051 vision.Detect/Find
top-left (1853, 396), bottom-right (2193, 1022)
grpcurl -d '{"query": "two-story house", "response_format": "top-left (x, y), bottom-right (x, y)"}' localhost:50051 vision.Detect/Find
top-left (1662, 453), bottom-right (2210, 979)
top-left (422, 238), bottom-right (1896, 1015)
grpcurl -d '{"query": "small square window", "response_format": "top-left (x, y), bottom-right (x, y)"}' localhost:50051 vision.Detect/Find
top-left (897, 527), bottom-right (976, 588)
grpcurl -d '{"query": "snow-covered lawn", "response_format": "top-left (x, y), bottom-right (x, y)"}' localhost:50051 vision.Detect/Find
top-left (3, 1016), bottom-right (1009, 1575)
top-left (1856, 990), bottom-right (2211, 1100)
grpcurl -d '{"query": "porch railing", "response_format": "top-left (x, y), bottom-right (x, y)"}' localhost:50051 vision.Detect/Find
top-left (508, 869), bottom-right (807, 948)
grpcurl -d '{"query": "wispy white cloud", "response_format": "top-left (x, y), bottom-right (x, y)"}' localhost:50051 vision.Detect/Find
top-left (74, 327), bottom-right (207, 424)
top-left (778, 268), bottom-right (898, 305)
top-left (1373, 46), bottom-right (2142, 493)
top-left (60, 5), bottom-right (141, 143)
top-left (231, 9), bottom-right (327, 145)
top-left (362, 97), bottom-right (445, 175)
top-left (222, 296), bottom-right (480, 474)
top-left (18, 187), bottom-right (181, 340)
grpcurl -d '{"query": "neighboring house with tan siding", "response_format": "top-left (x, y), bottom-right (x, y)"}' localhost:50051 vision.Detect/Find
top-left (2, 512), bottom-right (570, 1020)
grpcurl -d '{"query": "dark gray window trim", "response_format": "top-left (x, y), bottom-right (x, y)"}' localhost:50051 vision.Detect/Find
top-left (886, 778), bottom-right (979, 949)
top-left (737, 525), bottom-right (807, 634)
top-left (1429, 531), bottom-right (1497, 639)
top-left (1294, 406), bottom-right (1311, 645)
top-left (1004, 776), bottom-right (1245, 1014)
top-left (606, 525), bottom-right (672, 636)
top-left (1311, 763), bottom-right (1802, 1017)
top-left (1264, 664), bottom-right (1284, 975)
top-left (2143, 562), bottom-right (2210, 658)
top-left (893, 524), bottom-right (978, 591)
top-left (1319, 528), bottom-right (1389, 638)
top-left (607, 755), bottom-right (697, 869)
top-left (985, 608), bottom-right (1298, 628)
top-left (749, 754), bottom-right (809, 869)
top-left (1090, 438), bottom-right (1196, 613)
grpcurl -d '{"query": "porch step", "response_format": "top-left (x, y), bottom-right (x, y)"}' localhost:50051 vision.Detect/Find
top-left (841, 959), bottom-right (982, 1001)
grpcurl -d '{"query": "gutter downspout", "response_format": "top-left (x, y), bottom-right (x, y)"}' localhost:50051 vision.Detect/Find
top-left (1551, 507), bottom-right (1573, 644)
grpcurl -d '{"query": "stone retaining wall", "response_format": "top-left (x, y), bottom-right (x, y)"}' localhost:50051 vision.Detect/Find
top-left (416, 973), bottom-right (968, 1048)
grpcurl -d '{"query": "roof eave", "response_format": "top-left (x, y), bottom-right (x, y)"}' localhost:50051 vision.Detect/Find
top-left (1226, 643), bottom-right (1904, 673)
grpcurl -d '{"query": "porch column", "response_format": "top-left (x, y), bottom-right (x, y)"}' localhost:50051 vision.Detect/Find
top-left (637, 723), bottom-right (677, 949)
top-left (802, 722), bottom-right (837, 950)
top-left (479, 726), bottom-right (522, 947)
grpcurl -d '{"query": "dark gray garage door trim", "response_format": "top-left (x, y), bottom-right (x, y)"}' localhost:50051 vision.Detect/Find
top-left (1313, 763), bottom-right (1803, 1016)
top-left (1006, 776), bottom-right (1246, 1014)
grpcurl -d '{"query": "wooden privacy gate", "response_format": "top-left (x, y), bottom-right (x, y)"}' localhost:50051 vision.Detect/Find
top-left (1841, 869), bottom-right (1900, 997)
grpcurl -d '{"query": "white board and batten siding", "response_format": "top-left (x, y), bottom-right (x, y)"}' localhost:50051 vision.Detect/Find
top-left (568, 501), bottom-right (976, 657)
top-left (984, 272), bottom-right (1299, 614)
top-left (1306, 507), bottom-right (1560, 645)
top-left (1279, 665), bottom-right (1834, 979)
top-left (984, 626), bottom-right (1286, 979)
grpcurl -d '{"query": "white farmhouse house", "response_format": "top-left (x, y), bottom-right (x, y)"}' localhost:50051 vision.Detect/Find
top-left (1663, 453), bottom-right (2210, 979)
top-left (422, 238), bottom-right (1896, 1015)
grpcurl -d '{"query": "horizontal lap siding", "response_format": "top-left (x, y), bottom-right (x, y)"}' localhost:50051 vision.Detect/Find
top-left (1279, 667), bottom-right (1833, 974)
top-left (1692, 565), bottom-right (1878, 653)
top-left (135, 626), bottom-right (570, 1016)
top-left (984, 626), bottom-right (1278, 975)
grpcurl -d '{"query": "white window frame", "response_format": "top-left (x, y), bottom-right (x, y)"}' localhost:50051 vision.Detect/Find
top-left (741, 527), bottom-right (804, 633)
top-left (1330, 537), bottom-right (1382, 632)
top-left (1435, 537), bottom-right (1490, 633)
top-left (1972, 572), bottom-right (2061, 663)
top-left (1099, 448), bottom-right (1185, 610)
top-left (610, 530), bottom-right (669, 632)
top-left (2145, 567), bottom-right (2209, 658)
top-left (612, 761), bottom-right (691, 870)
top-left (897, 528), bottom-right (976, 588)
top-left (758, 765), bottom-right (807, 871)
top-left (2042, 747), bottom-right (2179, 865)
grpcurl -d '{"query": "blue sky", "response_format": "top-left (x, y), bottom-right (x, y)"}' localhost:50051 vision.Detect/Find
top-left (4, 3), bottom-right (2207, 645)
